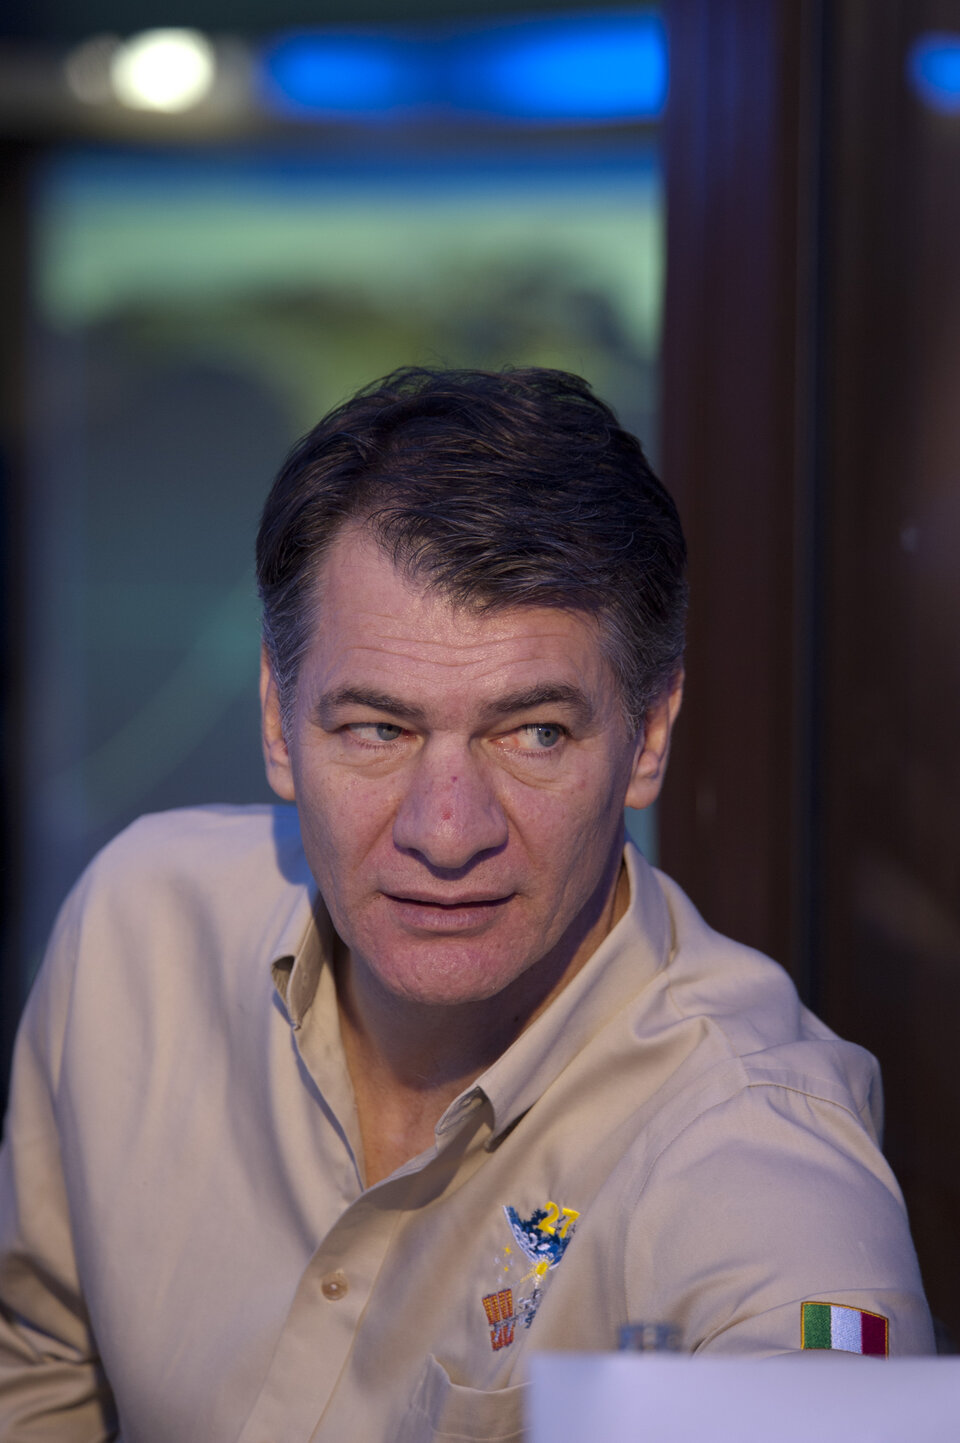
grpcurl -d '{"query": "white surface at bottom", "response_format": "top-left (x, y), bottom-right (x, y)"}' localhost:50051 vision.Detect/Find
top-left (528, 1353), bottom-right (960, 1443)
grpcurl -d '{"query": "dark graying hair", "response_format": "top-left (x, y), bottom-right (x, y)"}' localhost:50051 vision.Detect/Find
top-left (256, 366), bottom-right (687, 733)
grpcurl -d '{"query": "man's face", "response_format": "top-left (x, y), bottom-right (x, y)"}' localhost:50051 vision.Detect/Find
top-left (261, 527), bottom-right (675, 1010)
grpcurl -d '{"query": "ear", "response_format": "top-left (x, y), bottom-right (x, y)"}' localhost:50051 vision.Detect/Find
top-left (624, 669), bottom-right (684, 812)
top-left (260, 646), bottom-right (297, 802)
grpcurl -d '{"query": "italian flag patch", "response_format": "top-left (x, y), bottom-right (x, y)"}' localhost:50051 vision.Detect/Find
top-left (801, 1302), bottom-right (888, 1355)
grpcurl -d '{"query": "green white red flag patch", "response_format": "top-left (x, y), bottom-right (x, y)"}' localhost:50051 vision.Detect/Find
top-left (801, 1302), bottom-right (888, 1355)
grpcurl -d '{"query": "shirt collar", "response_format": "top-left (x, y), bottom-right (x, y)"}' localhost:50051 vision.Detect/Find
top-left (269, 839), bottom-right (672, 1138)
top-left (459, 841), bottom-right (673, 1142)
top-left (270, 882), bottom-right (331, 1029)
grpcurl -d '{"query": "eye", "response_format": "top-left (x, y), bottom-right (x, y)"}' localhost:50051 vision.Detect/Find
top-left (348, 722), bottom-right (404, 744)
top-left (515, 723), bottom-right (565, 751)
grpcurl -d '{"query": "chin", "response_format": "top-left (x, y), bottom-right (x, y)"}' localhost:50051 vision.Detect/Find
top-left (371, 938), bottom-right (533, 1009)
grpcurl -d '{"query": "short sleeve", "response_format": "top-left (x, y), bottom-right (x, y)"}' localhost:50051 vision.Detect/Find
top-left (623, 1081), bottom-right (934, 1355)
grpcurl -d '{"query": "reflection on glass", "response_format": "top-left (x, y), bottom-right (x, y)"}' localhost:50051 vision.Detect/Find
top-left (26, 143), bottom-right (663, 972)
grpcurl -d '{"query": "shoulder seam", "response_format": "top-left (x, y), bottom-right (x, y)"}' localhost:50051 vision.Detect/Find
top-left (624, 1072), bottom-right (865, 1214)
top-left (743, 1077), bottom-right (867, 1127)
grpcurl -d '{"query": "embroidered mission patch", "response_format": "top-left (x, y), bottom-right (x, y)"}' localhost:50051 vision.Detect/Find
top-left (801, 1302), bottom-right (888, 1355)
top-left (481, 1200), bottom-right (581, 1351)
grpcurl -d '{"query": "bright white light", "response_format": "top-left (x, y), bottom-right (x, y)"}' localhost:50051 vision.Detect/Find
top-left (110, 29), bottom-right (216, 112)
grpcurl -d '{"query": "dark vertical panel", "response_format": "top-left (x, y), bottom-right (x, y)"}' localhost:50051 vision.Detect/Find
top-left (821, 0), bottom-right (960, 1345)
top-left (659, 0), bottom-right (818, 979)
top-left (0, 142), bottom-right (32, 1111)
top-left (663, 0), bottom-right (960, 1341)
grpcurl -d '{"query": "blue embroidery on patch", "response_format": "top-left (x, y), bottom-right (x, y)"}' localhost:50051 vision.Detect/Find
top-left (503, 1205), bottom-right (575, 1270)
top-left (482, 1200), bottom-right (580, 1350)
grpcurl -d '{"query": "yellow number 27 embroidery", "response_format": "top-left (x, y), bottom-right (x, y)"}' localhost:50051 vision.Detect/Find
top-left (537, 1201), bottom-right (580, 1238)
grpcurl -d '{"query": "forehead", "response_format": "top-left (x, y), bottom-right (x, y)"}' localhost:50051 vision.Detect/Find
top-left (300, 528), bottom-right (615, 707)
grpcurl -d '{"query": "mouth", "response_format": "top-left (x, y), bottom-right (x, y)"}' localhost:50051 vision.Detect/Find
top-left (388, 892), bottom-right (511, 908)
top-left (382, 891), bottom-right (515, 931)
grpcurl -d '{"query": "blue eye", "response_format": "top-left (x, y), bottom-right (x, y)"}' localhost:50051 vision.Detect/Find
top-left (525, 724), bottom-right (563, 748)
top-left (373, 723), bottom-right (402, 742)
top-left (348, 722), bottom-right (404, 744)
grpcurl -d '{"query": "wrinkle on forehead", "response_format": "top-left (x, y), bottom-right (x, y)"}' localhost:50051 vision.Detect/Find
top-left (297, 528), bottom-right (620, 729)
top-left (311, 629), bottom-right (607, 720)
top-left (308, 523), bottom-right (609, 658)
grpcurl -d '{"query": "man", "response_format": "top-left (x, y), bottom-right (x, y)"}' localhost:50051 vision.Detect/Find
top-left (0, 367), bottom-right (932, 1441)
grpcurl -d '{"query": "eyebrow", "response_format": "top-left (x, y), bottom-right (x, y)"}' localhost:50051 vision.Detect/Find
top-left (477, 684), bottom-right (596, 727)
top-left (314, 682), bottom-right (595, 729)
top-left (314, 687), bottom-right (428, 728)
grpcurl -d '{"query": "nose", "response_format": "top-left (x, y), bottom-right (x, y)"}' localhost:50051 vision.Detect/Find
top-left (392, 741), bottom-right (509, 871)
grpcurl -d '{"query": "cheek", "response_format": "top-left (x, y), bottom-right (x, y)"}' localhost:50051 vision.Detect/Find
top-left (505, 763), bottom-right (626, 863)
top-left (293, 761), bottom-right (399, 871)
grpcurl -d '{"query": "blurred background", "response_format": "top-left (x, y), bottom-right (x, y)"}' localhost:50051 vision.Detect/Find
top-left (1, 0), bottom-right (958, 1344)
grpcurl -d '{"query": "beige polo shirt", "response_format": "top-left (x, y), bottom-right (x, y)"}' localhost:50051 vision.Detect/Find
top-left (0, 806), bottom-right (933, 1442)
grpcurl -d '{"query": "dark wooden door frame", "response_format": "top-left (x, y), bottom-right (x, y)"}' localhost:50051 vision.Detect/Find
top-left (659, 0), bottom-right (960, 1346)
top-left (659, 0), bottom-right (826, 994)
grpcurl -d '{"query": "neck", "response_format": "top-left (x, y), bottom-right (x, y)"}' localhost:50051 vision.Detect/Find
top-left (335, 850), bottom-right (629, 1184)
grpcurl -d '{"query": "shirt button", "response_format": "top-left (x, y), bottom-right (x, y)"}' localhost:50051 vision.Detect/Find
top-left (321, 1271), bottom-right (349, 1301)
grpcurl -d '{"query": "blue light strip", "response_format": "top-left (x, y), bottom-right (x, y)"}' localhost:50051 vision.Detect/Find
top-left (259, 10), bottom-right (666, 124)
top-left (261, 31), bottom-right (423, 116)
top-left (907, 33), bottom-right (960, 114)
top-left (450, 14), bottom-right (667, 122)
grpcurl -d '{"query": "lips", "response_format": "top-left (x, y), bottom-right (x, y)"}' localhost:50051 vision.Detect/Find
top-left (382, 890), bottom-right (515, 932)
top-left (386, 892), bottom-right (511, 909)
